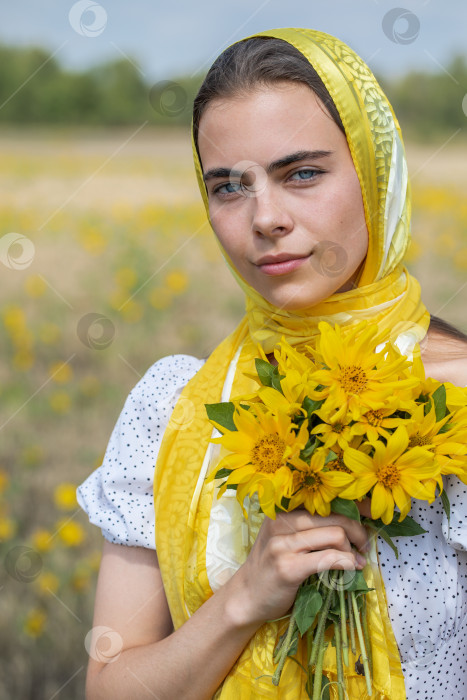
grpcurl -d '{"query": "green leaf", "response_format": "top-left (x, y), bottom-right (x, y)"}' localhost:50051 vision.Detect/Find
top-left (293, 584), bottom-right (323, 636)
top-left (287, 626), bottom-right (299, 657)
top-left (321, 675), bottom-right (331, 700)
top-left (205, 402), bottom-right (237, 431)
top-left (303, 396), bottom-right (324, 416)
top-left (271, 370), bottom-right (285, 394)
top-left (440, 487), bottom-right (451, 524)
top-left (255, 358), bottom-right (275, 387)
top-left (324, 450), bottom-right (338, 465)
top-left (331, 497), bottom-right (361, 522)
top-left (343, 569), bottom-right (371, 593)
top-left (370, 525), bottom-right (399, 559)
top-left (373, 513), bottom-right (427, 538)
top-left (213, 467), bottom-right (233, 479)
top-left (300, 438), bottom-right (319, 461)
top-left (432, 384), bottom-right (447, 421)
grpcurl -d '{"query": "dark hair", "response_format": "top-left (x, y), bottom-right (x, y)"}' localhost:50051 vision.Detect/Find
top-left (428, 314), bottom-right (467, 347)
top-left (192, 36), bottom-right (467, 356)
top-left (192, 36), bottom-right (345, 162)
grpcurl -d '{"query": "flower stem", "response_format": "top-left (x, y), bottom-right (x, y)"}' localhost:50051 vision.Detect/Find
top-left (348, 591), bottom-right (356, 655)
top-left (312, 640), bottom-right (328, 700)
top-left (334, 621), bottom-right (345, 700)
top-left (362, 592), bottom-right (373, 676)
top-left (309, 584), bottom-right (334, 667)
top-left (350, 592), bottom-right (372, 697)
top-left (272, 611), bottom-right (296, 686)
top-left (338, 577), bottom-right (349, 667)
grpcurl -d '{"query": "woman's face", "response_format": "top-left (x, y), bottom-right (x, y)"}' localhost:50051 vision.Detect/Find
top-left (197, 81), bottom-right (369, 310)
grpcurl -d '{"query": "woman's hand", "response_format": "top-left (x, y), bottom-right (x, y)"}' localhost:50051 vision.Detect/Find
top-left (224, 509), bottom-right (369, 629)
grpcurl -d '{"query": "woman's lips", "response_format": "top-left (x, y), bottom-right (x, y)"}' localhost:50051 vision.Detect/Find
top-left (256, 254), bottom-right (311, 276)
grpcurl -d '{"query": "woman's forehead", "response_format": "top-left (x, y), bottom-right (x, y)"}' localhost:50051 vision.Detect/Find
top-left (197, 83), bottom-right (348, 169)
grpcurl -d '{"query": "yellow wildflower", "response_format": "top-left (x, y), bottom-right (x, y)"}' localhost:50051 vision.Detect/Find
top-left (307, 322), bottom-right (419, 421)
top-left (339, 425), bottom-right (439, 523)
top-left (31, 529), bottom-right (53, 552)
top-left (54, 483), bottom-right (78, 510)
top-left (288, 450), bottom-right (353, 516)
top-left (0, 469), bottom-right (9, 493)
top-left (165, 270), bottom-right (189, 294)
top-left (49, 391), bottom-right (71, 414)
top-left (23, 608), bottom-right (47, 638)
top-left (114, 266), bottom-right (138, 289)
top-left (348, 400), bottom-right (404, 445)
top-left (210, 405), bottom-right (309, 519)
top-left (24, 274), bottom-right (46, 298)
top-left (49, 361), bottom-right (73, 384)
top-left (35, 571), bottom-right (60, 595)
top-left (56, 520), bottom-right (85, 547)
top-left (310, 407), bottom-right (357, 450)
top-left (0, 517), bottom-right (16, 540)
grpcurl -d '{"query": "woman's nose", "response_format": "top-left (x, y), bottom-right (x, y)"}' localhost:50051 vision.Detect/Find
top-left (250, 181), bottom-right (294, 239)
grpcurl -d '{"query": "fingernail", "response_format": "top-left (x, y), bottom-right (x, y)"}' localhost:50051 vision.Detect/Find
top-left (356, 553), bottom-right (367, 567)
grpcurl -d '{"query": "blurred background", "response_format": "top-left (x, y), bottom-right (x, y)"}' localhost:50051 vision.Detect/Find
top-left (1, 1), bottom-right (466, 697)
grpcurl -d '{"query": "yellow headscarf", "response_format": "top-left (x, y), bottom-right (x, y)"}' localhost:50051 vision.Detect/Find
top-left (154, 27), bottom-right (430, 698)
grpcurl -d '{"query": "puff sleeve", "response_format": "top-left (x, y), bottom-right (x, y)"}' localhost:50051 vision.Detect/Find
top-left (76, 354), bottom-right (205, 549)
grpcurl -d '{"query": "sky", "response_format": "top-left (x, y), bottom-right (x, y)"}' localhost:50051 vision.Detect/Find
top-left (0, 0), bottom-right (465, 83)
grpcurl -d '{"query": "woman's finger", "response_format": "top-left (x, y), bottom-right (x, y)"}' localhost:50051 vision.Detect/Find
top-left (270, 510), bottom-right (369, 552)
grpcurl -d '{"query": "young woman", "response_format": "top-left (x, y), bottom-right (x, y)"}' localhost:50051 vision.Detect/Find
top-left (77, 28), bottom-right (467, 700)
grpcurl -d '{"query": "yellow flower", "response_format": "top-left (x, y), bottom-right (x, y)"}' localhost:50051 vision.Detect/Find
top-left (258, 370), bottom-right (307, 417)
top-left (71, 567), bottom-right (91, 592)
top-left (0, 517), bottom-right (16, 540)
top-left (310, 407), bottom-right (357, 450)
top-left (165, 270), bottom-right (189, 294)
top-left (307, 322), bottom-right (419, 421)
top-left (273, 337), bottom-right (317, 377)
top-left (54, 483), bottom-right (78, 510)
top-left (56, 520), bottom-right (85, 547)
top-left (49, 391), bottom-right (71, 414)
top-left (24, 274), bottom-right (47, 298)
top-left (210, 405), bottom-right (309, 519)
top-left (49, 361), bottom-right (73, 384)
top-left (149, 287), bottom-right (172, 310)
top-left (23, 608), bottom-right (47, 638)
top-left (288, 450), bottom-right (353, 516)
top-left (31, 529), bottom-right (53, 552)
top-left (0, 469), bottom-right (10, 493)
top-left (348, 401), bottom-right (404, 445)
top-left (339, 425), bottom-right (439, 523)
top-left (79, 227), bottom-right (107, 255)
top-left (114, 266), bottom-right (138, 289)
top-left (35, 571), bottom-right (60, 595)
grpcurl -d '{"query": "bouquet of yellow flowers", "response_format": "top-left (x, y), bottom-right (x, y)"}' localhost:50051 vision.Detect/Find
top-left (205, 321), bottom-right (467, 699)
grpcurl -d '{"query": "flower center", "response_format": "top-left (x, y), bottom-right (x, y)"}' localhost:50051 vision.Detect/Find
top-left (339, 365), bottom-right (368, 394)
top-left (251, 434), bottom-right (286, 473)
top-left (408, 433), bottom-right (431, 447)
top-left (332, 423), bottom-right (344, 433)
top-left (377, 463), bottom-right (400, 488)
top-left (366, 409), bottom-right (384, 427)
top-left (327, 457), bottom-right (351, 474)
top-left (296, 471), bottom-right (322, 492)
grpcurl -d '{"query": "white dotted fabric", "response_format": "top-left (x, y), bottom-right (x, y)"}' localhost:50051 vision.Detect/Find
top-left (76, 354), bottom-right (467, 698)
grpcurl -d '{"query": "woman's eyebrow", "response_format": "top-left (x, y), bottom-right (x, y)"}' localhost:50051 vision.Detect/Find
top-left (202, 149), bottom-right (334, 182)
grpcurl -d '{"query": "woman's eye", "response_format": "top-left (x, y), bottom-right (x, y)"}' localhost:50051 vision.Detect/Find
top-left (290, 168), bottom-right (320, 181)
